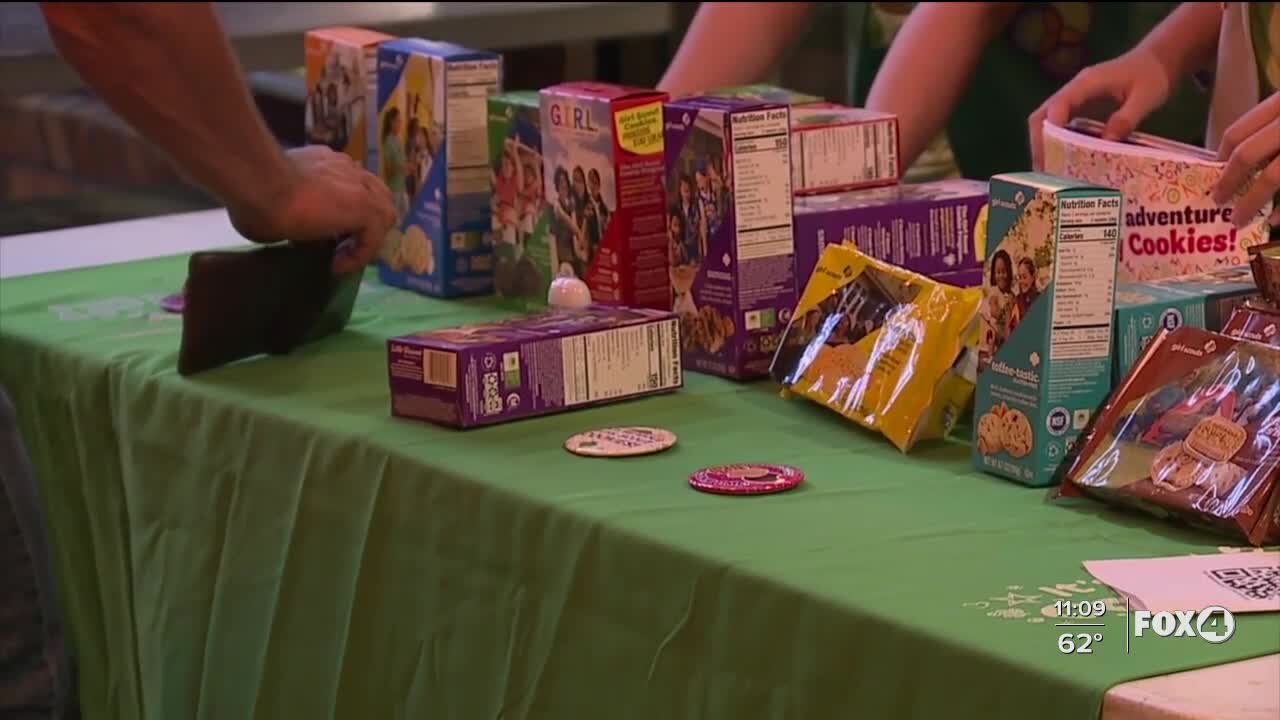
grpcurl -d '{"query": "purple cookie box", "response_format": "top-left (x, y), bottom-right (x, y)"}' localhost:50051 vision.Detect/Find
top-left (665, 96), bottom-right (796, 380)
top-left (793, 178), bottom-right (989, 282)
top-left (388, 306), bottom-right (683, 429)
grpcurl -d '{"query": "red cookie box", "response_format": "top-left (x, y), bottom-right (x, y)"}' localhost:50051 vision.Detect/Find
top-left (538, 82), bottom-right (671, 310)
top-left (1222, 299), bottom-right (1280, 347)
top-left (1055, 325), bottom-right (1280, 546)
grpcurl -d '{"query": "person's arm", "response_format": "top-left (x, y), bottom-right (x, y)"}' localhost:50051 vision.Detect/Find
top-left (863, 2), bottom-right (1021, 173)
top-left (1027, 2), bottom-right (1223, 168)
top-left (1139, 1), bottom-right (1222, 85)
top-left (658, 2), bottom-right (816, 97)
top-left (40, 2), bottom-right (297, 234)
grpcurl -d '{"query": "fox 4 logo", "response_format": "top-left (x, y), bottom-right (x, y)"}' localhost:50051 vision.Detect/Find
top-left (1132, 606), bottom-right (1236, 644)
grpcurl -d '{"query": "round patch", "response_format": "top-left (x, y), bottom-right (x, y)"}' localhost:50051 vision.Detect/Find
top-left (689, 463), bottom-right (804, 496)
top-left (564, 426), bottom-right (677, 458)
top-left (160, 292), bottom-right (185, 314)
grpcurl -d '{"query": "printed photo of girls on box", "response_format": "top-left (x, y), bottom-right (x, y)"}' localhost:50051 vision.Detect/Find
top-left (980, 249), bottom-right (1043, 363)
top-left (380, 93), bottom-right (441, 222)
top-left (548, 164), bottom-right (612, 279)
top-left (667, 125), bottom-right (734, 348)
top-left (667, 153), bottom-right (730, 269)
top-left (307, 60), bottom-right (355, 152)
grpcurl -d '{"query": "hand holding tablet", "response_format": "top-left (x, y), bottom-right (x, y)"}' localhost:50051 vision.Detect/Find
top-left (177, 238), bottom-right (364, 376)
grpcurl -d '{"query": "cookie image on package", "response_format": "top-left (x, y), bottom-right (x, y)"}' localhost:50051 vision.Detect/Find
top-left (681, 305), bottom-right (734, 354)
top-left (1001, 408), bottom-right (1034, 458)
top-left (381, 228), bottom-right (405, 271)
top-left (401, 225), bottom-right (434, 275)
top-left (1149, 414), bottom-right (1253, 493)
top-left (1150, 441), bottom-right (1201, 491)
top-left (1185, 414), bottom-right (1248, 463)
top-left (976, 410), bottom-right (1005, 455)
top-left (1199, 462), bottom-right (1248, 494)
top-left (801, 343), bottom-right (872, 397)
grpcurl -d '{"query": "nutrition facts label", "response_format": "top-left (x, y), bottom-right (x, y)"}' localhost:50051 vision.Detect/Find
top-left (794, 118), bottom-right (898, 191)
top-left (560, 319), bottom-right (681, 406)
top-left (731, 108), bottom-right (794, 261)
top-left (1050, 196), bottom-right (1121, 361)
top-left (446, 59), bottom-right (500, 195)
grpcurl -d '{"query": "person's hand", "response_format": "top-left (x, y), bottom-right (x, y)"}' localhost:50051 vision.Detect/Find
top-left (1029, 47), bottom-right (1174, 170)
top-left (228, 145), bottom-right (397, 275)
top-left (1212, 92), bottom-right (1280, 229)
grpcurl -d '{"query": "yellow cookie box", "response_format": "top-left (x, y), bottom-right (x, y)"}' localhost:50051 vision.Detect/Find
top-left (771, 244), bottom-right (983, 452)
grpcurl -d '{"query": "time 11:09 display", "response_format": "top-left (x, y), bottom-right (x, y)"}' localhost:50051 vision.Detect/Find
top-left (1055, 600), bottom-right (1107, 617)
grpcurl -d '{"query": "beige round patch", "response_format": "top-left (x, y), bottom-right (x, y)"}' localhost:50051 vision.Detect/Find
top-left (564, 427), bottom-right (677, 458)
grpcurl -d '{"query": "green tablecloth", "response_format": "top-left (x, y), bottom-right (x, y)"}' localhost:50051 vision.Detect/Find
top-left (2, 253), bottom-right (1278, 720)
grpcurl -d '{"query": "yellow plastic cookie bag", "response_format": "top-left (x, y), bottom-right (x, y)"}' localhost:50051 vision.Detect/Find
top-left (770, 244), bottom-right (982, 452)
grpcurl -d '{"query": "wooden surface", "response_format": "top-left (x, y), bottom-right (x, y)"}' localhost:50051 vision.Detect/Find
top-left (0, 2), bottom-right (675, 94)
top-left (2, 209), bottom-right (1278, 720)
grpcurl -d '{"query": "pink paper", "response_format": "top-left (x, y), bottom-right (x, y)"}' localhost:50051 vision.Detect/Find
top-left (1083, 552), bottom-right (1280, 614)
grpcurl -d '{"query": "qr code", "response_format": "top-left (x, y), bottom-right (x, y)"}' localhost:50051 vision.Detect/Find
top-left (1206, 566), bottom-right (1280, 602)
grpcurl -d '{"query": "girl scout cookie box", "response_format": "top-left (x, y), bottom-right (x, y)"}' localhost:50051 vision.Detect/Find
top-left (539, 82), bottom-right (670, 311)
top-left (304, 27), bottom-right (393, 171)
top-left (1041, 117), bottom-right (1272, 283)
top-left (792, 179), bottom-right (988, 282)
top-left (1113, 266), bottom-right (1258, 380)
top-left (387, 306), bottom-right (682, 429)
top-left (376, 39), bottom-right (502, 298)
top-left (788, 104), bottom-right (900, 195)
top-left (974, 172), bottom-right (1122, 487)
top-left (698, 87), bottom-right (900, 196)
top-left (664, 94), bottom-right (797, 380)
top-left (487, 90), bottom-right (551, 309)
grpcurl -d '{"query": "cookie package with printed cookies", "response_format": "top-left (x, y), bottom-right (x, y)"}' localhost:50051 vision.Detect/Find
top-left (1054, 325), bottom-right (1280, 547)
top-left (769, 243), bottom-right (983, 453)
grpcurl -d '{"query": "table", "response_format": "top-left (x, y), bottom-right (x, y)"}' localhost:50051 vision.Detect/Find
top-left (0, 2), bottom-right (675, 95)
top-left (1, 211), bottom-right (1277, 720)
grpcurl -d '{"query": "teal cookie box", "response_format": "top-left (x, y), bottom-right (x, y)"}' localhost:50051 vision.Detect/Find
top-left (973, 172), bottom-right (1122, 487)
top-left (1113, 266), bottom-right (1257, 382)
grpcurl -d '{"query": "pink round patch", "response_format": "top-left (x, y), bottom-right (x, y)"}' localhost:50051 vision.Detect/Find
top-left (688, 464), bottom-right (804, 496)
top-left (160, 292), bottom-right (185, 314)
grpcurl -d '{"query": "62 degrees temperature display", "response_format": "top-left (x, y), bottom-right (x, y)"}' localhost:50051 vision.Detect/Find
top-left (1055, 600), bottom-right (1106, 654)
